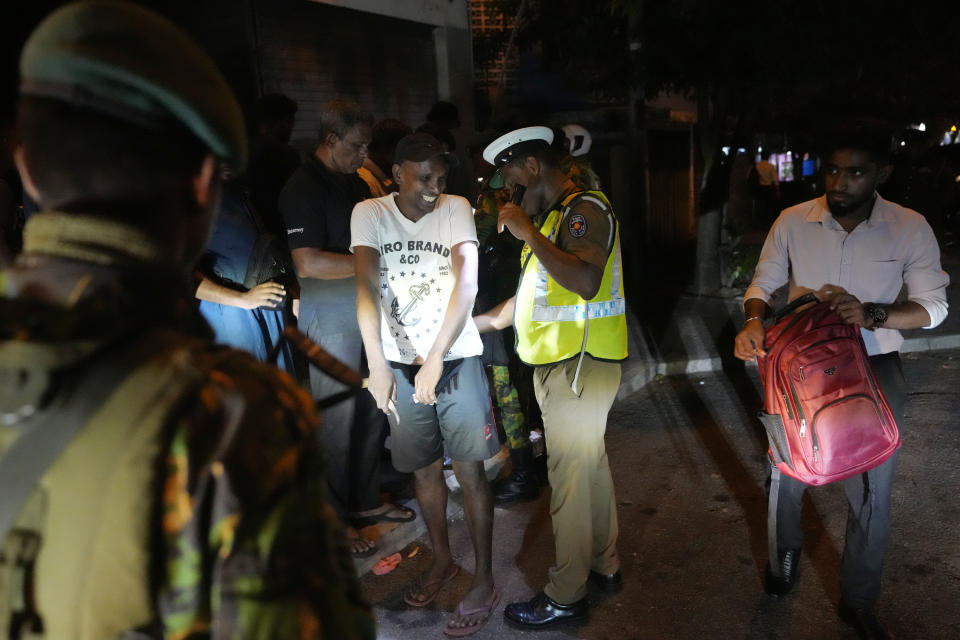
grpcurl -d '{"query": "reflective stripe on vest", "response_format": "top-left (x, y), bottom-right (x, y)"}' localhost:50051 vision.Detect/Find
top-left (531, 192), bottom-right (625, 322)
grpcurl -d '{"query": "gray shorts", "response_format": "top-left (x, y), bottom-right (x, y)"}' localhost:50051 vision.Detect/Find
top-left (388, 356), bottom-right (500, 473)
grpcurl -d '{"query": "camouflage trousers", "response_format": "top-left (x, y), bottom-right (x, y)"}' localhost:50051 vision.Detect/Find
top-left (491, 364), bottom-right (528, 450)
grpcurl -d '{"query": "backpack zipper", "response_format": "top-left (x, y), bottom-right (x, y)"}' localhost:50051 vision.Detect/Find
top-left (789, 380), bottom-right (808, 439)
top-left (782, 392), bottom-right (794, 420)
top-left (792, 372), bottom-right (817, 462)
top-left (785, 376), bottom-right (815, 461)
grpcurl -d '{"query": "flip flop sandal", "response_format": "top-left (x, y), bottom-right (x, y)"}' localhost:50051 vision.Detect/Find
top-left (403, 564), bottom-right (461, 607)
top-left (350, 504), bottom-right (417, 527)
top-left (372, 553), bottom-right (402, 575)
top-left (443, 590), bottom-right (501, 637)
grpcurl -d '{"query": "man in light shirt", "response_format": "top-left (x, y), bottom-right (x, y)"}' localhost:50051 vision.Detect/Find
top-left (734, 121), bottom-right (948, 640)
top-left (353, 132), bottom-right (500, 637)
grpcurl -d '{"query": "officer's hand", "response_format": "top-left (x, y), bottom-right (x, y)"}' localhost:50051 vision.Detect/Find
top-left (413, 354), bottom-right (443, 405)
top-left (368, 363), bottom-right (397, 416)
top-left (734, 319), bottom-right (767, 361)
top-left (830, 292), bottom-right (870, 327)
top-left (498, 203), bottom-right (535, 241)
top-left (241, 282), bottom-right (285, 309)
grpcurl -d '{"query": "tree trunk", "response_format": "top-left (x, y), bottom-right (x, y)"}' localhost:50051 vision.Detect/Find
top-left (692, 86), bottom-right (730, 295)
top-left (693, 206), bottom-right (722, 294)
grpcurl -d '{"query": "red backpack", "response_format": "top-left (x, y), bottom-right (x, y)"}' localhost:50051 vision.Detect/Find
top-left (757, 293), bottom-right (900, 485)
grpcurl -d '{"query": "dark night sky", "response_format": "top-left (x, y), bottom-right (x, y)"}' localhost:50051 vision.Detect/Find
top-left (1, 2), bottom-right (65, 123)
top-left (1, 1), bottom-right (209, 124)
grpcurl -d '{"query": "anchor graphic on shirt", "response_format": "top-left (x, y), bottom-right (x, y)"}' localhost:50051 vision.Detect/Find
top-left (390, 282), bottom-right (431, 326)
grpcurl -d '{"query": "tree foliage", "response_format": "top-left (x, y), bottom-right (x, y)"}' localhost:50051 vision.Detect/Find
top-left (497, 0), bottom-right (960, 291)
top-left (503, 0), bottom-right (960, 133)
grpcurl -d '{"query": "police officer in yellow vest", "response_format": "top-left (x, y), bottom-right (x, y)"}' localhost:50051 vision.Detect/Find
top-left (474, 126), bottom-right (627, 629)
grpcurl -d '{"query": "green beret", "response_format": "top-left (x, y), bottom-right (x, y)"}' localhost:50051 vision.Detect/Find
top-left (20, 0), bottom-right (247, 170)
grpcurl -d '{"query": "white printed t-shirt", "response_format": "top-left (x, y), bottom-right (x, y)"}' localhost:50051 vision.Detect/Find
top-left (350, 193), bottom-right (484, 364)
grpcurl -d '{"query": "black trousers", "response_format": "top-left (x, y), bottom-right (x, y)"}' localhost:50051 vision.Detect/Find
top-left (770, 352), bottom-right (907, 608)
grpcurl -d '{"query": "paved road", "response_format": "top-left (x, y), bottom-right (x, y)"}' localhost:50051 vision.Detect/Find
top-left (360, 349), bottom-right (960, 640)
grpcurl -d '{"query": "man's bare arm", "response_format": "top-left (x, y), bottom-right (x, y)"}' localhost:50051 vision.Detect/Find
top-left (498, 202), bottom-right (602, 299)
top-left (473, 296), bottom-right (515, 333)
top-left (831, 295), bottom-right (931, 330)
top-left (523, 229), bottom-right (603, 299)
top-left (354, 246), bottom-right (394, 413)
top-left (414, 241), bottom-right (479, 404)
top-left (733, 298), bottom-right (772, 360)
top-left (426, 241), bottom-right (479, 362)
top-left (291, 247), bottom-right (355, 279)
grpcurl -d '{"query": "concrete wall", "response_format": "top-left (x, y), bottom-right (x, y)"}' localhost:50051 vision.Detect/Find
top-left (144, 0), bottom-right (476, 157)
top-left (310, 0), bottom-right (470, 29)
top-left (254, 0), bottom-right (438, 153)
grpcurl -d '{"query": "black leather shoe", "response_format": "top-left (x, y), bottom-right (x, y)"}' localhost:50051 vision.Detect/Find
top-left (493, 470), bottom-right (540, 505)
top-left (494, 447), bottom-right (541, 506)
top-left (838, 600), bottom-right (893, 639)
top-left (588, 569), bottom-right (623, 594)
top-left (764, 547), bottom-right (801, 597)
top-left (504, 592), bottom-right (587, 629)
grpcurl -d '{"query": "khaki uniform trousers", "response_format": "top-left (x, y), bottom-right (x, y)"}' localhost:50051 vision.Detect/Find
top-left (534, 356), bottom-right (621, 604)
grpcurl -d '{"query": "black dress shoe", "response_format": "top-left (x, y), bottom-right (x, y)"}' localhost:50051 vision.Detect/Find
top-left (764, 547), bottom-right (801, 597)
top-left (494, 446), bottom-right (541, 506)
top-left (493, 470), bottom-right (540, 505)
top-left (588, 569), bottom-right (623, 594)
top-left (838, 600), bottom-right (893, 639)
top-left (504, 592), bottom-right (587, 629)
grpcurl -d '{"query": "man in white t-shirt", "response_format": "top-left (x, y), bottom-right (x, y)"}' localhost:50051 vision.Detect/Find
top-left (352, 132), bottom-right (500, 637)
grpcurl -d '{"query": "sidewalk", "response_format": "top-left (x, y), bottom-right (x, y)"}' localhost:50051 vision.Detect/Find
top-left (619, 233), bottom-right (960, 396)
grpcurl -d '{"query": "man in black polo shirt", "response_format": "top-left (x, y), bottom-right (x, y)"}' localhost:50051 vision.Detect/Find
top-left (279, 99), bottom-right (414, 556)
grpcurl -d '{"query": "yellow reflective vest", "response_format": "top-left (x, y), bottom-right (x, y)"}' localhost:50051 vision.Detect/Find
top-left (514, 190), bottom-right (628, 372)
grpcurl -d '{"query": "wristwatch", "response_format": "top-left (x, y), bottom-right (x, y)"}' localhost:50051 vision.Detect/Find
top-left (863, 303), bottom-right (888, 328)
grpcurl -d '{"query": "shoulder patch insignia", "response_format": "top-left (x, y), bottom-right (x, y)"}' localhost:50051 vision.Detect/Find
top-left (567, 213), bottom-right (587, 238)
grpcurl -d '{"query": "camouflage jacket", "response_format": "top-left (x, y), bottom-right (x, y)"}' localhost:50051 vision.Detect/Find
top-left (157, 346), bottom-right (374, 640)
top-left (560, 156), bottom-right (601, 192)
top-left (474, 188), bottom-right (524, 309)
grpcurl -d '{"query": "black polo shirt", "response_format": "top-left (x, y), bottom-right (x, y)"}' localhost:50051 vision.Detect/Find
top-left (278, 155), bottom-right (370, 254)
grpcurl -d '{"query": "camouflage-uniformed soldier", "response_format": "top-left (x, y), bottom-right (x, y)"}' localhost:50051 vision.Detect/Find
top-left (560, 155), bottom-right (602, 192)
top-left (0, 2), bottom-right (373, 639)
top-left (473, 184), bottom-right (540, 505)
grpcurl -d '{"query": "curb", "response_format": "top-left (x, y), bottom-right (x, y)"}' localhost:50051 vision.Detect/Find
top-left (354, 448), bottom-right (508, 577)
top-left (618, 301), bottom-right (960, 391)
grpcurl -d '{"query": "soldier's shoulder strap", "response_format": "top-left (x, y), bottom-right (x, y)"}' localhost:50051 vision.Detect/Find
top-left (0, 330), bottom-right (205, 544)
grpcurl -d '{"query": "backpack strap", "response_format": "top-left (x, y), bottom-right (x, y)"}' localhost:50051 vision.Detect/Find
top-left (767, 466), bottom-right (783, 577)
top-left (771, 292), bottom-right (819, 324)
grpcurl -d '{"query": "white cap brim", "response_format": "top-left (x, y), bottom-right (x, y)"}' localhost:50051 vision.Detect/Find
top-left (482, 125), bottom-right (554, 165)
